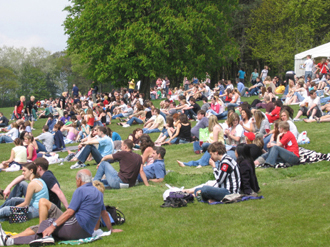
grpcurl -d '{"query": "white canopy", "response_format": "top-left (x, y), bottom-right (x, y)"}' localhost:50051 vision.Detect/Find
top-left (294, 42), bottom-right (330, 77)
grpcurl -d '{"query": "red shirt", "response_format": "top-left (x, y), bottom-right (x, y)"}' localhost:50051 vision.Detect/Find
top-left (280, 131), bottom-right (299, 157)
top-left (103, 99), bottom-right (109, 105)
top-left (318, 62), bottom-right (327, 74)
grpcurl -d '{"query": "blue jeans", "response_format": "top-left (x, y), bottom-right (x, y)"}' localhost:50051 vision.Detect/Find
top-left (112, 113), bottom-right (124, 119)
top-left (94, 161), bottom-right (123, 189)
top-left (78, 145), bottom-right (103, 163)
top-left (167, 138), bottom-right (190, 144)
top-left (0, 135), bottom-right (13, 143)
top-left (194, 186), bottom-right (230, 202)
top-left (263, 134), bottom-right (272, 151)
top-left (320, 96), bottom-right (330, 104)
top-left (184, 109), bottom-right (196, 119)
top-left (8, 181), bottom-right (28, 200)
top-left (143, 128), bottom-right (161, 134)
top-left (193, 141), bottom-right (211, 153)
top-left (261, 145), bottom-right (300, 166)
top-left (216, 111), bottom-right (228, 120)
top-left (227, 103), bottom-right (239, 108)
top-left (184, 151), bottom-right (211, 167)
top-left (294, 92), bottom-right (305, 102)
top-left (305, 71), bottom-right (312, 82)
top-left (0, 197), bottom-right (25, 209)
top-left (284, 85), bottom-right (289, 95)
top-left (184, 84), bottom-right (189, 91)
top-left (94, 121), bottom-right (103, 127)
top-left (206, 109), bottom-right (219, 116)
top-left (127, 117), bottom-right (144, 126)
top-left (36, 140), bottom-right (47, 153)
top-left (249, 87), bottom-right (259, 96)
top-left (159, 111), bottom-right (166, 121)
top-left (0, 202), bottom-right (39, 221)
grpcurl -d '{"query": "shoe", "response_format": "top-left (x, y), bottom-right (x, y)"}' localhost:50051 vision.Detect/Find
top-left (122, 124), bottom-right (130, 128)
top-left (29, 236), bottom-right (55, 247)
top-left (70, 162), bottom-right (85, 169)
top-left (195, 191), bottom-right (203, 202)
top-left (31, 128), bottom-right (36, 130)
top-left (194, 150), bottom-right (200, 154)
top-left (64, 153), bottom-right (75, 162)
top-left (0, 224), bottom-right (7, 246)
top-left (293, 118), bottom-right (302, 122)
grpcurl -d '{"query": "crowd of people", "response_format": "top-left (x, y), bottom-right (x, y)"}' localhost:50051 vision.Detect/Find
top-left (0, 63), bottom-right (329, 245)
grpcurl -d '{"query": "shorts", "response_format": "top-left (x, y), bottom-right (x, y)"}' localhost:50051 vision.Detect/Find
top-left (299, 106), bottom-right (322, 118)
top-left (30, 203), bottom-right (63, 233)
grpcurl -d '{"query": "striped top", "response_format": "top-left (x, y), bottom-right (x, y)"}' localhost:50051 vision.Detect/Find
top-left (213, 154), bottom-right (241, 194)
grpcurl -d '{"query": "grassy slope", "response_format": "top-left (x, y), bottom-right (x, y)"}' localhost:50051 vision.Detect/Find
top-left (0, 97), bottom-right (330, 247)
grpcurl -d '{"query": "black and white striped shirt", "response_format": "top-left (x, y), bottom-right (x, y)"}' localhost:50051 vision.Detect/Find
top-left (213, 154), bottom-right (241, 194)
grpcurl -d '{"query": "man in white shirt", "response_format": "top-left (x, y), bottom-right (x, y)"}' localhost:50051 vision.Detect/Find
top-left (142, 109), bottom-right (165, 134)
top-left (303, 55), bottom-right (313, 82)
top-left (293, 90), bottom-right (322, 121)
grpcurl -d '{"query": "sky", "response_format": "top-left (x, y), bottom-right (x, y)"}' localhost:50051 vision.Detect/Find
top-left (0, 0), bottom-right (70, 53)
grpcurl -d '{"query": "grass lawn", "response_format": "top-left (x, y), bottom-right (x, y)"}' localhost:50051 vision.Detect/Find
top-left (1, 97), bottom-right (330, 246)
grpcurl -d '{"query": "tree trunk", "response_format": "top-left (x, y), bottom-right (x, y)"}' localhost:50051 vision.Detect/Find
top-left (139, 75), bottom-right (150, 100)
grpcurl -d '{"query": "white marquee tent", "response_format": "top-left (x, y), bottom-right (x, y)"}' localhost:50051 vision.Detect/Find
top-left (294, 42), bottom-right (330, 77)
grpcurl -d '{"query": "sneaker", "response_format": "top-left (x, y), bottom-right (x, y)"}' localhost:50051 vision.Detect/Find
top-left (122, 124), bottom-right (130, 128)
top-left (29, 236), bottom-right (55, 247)
top-left (70, 162), bottom-right (85, 169)
top-left (31, 128), bottom-right (36, 130)
top-left (64, 153), bottom-right (75, 162)
top-left (293, 118), bottom-right (302, 122)
top-left (0, 223), bottom-right (7, 246)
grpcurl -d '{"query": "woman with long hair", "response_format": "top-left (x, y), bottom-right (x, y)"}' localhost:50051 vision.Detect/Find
top-left (253, 110), bottom-right (270, 136)
top-left (140, 134), bottom-right (155, 166)
top-left (235, 144), bottom-right (260, 195)
top-left (128, 128), bottom-right (143, 149)
top-left (240, 108), bottom-right (254, 133)
top-left (0, 162), bottom-right (49, 221)
top-left (162, 114), bottom-right (191, 145)
top-left (225, 113), bottom-right (244, 146)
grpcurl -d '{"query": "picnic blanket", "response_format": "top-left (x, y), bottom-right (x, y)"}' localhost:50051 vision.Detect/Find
top-left (259, 147), bottom-right (330, 169)
top-left (201, 195), bottom-right (264, 205)
top-left (58, 230), bottom-right (111, 245)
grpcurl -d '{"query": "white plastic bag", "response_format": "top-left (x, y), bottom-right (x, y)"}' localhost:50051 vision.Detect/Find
top-left (297, 131), bottom-right (310, 144)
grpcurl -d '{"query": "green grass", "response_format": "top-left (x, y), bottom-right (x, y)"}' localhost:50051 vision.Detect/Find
top-left (1, 97), bottom-right (330, 246)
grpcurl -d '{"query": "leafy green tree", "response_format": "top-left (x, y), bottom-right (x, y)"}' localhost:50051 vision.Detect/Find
top-left (247, 0), bottom-right (330, 76)
top-left (0, 66), bottom-right (18, 107)
top-left (64, 0), bottom-right (239, 97)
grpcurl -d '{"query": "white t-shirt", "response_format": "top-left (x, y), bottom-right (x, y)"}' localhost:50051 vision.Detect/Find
top-left (304, 59), bottom-right (313, 72)
top-left (288, 120), bottom-right (298, 139)
top-left (261, 69), bottom-right (268, 78)
top-left (300, 96), bottom-right (321, 111)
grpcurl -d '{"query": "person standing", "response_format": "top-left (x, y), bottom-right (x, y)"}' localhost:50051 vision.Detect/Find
top-left (71, 84), bottom-right (79, 97)
top-left (25, 96), bottom-right (35, 130)
top-left (91, 82), bottom-right (98, 103)
top-left (165, 77), bottom-right (170, 96)
top-left (56, 92), bottom-right (67, 117)
top-left (237, 68), bottom-right (246, 84)
top-left (303, 55), bottom-right (313, 82)
top-left (14, 96), bottom-right (25, 120)
top-left (128, 79), bottom-right (135, 94)
top-left (250, 68), bottom-right (259, 85)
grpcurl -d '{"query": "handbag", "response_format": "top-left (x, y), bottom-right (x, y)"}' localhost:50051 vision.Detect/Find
top-left (9, 206), bottom-right (28, 223)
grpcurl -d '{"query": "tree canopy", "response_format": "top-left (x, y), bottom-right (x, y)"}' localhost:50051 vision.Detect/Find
top-left (64, 0), bottom-right (240, 95)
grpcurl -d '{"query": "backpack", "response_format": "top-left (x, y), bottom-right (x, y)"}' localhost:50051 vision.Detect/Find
top-left (105, 205), bottom-right (125, 225)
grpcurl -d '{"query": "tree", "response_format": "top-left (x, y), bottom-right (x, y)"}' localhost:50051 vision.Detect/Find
top-left (247, 0), bottom-right (330, 77)
top-left (64, 0), bottom-right (239, 97)
top-left (0, 67), bottom-right (18, 107)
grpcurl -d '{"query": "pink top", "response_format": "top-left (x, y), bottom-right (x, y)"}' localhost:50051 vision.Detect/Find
top-left (210, 103), bottom-right (220, 114)
top-left (27, 145), bottom-right (37, 161)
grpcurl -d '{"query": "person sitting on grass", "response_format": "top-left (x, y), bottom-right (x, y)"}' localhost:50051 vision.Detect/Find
top-left (235, 143), bottom-right (260, 195)
top-left (71, 126), bottom-right (114, 169)
top-left (53, 124), bottom-right (65, 151)
top-left (188, 142), bottom-right (241, 203)
top-left (35, 125), bottom-right (54, 153)
top-left (93, 139), bottom-right (144, 189)
top-left (0, 122), bottom-right (19, 144)
top-left (190, 110), bottom-right (209, 140)
top-left (293, 90), bottom-right (322, 121)
top-left (161, 114), bottom-right (191, 145)
top-left (137, 146), bottom-right (166, 186)
top-left (0, 162), bottom-right (49, 222)
top-left (0, 138), bottom-right (26, 172)
top-left (0, 169), bottom-right (122, 246)
top-left (142, 108), bottom-right (165, 134)
top-left (254, 121), bottom-right (299, 167)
